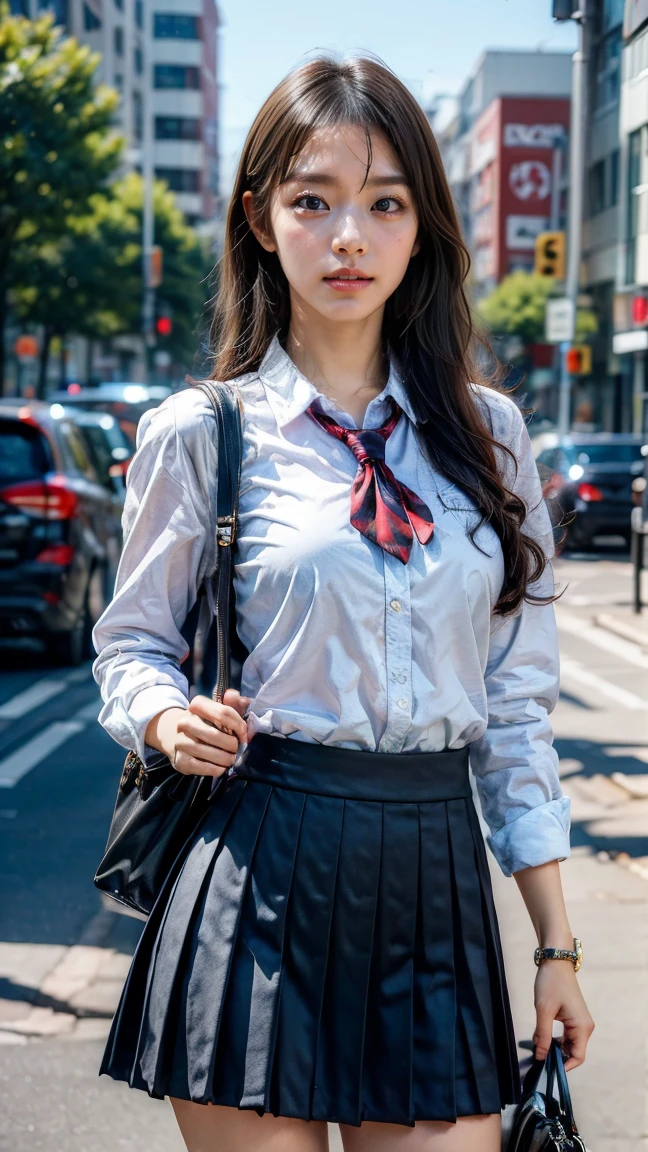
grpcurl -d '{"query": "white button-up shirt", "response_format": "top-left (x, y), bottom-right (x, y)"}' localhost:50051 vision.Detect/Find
top-left (92, 335), bottom-right (570, 876)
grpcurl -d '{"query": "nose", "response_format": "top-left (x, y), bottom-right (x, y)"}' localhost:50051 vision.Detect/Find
top-left (332, 213), bottom-right (367, 258)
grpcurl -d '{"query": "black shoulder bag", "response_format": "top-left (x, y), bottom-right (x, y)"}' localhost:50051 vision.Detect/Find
top-left (503, 1039), bottom-right (587, 1151)
top-left (93, 382), bottom-right (244, 920)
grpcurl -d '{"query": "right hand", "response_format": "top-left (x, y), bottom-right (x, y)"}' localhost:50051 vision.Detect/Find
top-left (149, 690), bottom-right (251, 778)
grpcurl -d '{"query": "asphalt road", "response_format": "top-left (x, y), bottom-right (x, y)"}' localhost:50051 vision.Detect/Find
top-left (0, 550), bottom-right (646, 1151)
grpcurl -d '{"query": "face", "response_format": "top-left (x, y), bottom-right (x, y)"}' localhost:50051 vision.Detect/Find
top-left (243, 124), bottom-right (420, 325)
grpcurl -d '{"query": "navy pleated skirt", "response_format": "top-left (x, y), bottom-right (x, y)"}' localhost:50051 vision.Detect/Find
top-left (100, 734), bottom-right (521, 1126)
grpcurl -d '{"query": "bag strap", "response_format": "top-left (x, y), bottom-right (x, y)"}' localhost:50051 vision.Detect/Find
top-left (192, 381), bottom-right (244, 702)
top-left (520, 1040), bottom-right (578, 1136)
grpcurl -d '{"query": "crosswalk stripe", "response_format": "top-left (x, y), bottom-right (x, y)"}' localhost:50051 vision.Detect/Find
top-left (0, 722), bottom-right (85, 788)
top-left (0, 679), bottom-right (66, 719)
top-left (560, 656), bottom-right (646, 711)
top-left (556, 609), bottom-right (648, 670)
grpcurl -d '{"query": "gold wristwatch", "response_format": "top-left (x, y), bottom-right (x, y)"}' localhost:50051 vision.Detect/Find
top-left (534, 937), bottom-right (582, 973)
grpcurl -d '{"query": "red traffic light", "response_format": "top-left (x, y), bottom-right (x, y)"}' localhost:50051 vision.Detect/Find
top-left (156, 316), bottom-right (172, 337)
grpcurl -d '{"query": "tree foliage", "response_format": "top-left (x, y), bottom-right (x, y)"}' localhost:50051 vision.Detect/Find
top-left (477, 271), bottom-right (598, 347)
top-left (0, 3), bottom-right (121, 387)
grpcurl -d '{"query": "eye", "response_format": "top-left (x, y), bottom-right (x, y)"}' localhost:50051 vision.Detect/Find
top-left (372, 196), bottom-right (406, 214)
top-left (292, 194), bottom-right (328, 212)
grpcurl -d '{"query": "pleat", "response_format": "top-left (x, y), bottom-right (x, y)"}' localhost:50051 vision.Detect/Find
top-left (466, 800), bottom-right (520, 1103)
top-left (412, 801), bottom-right (457, 1122)
top-left (211, 786), bottom-right (306, 1110)
top-left (269, 792), bottom-right (344, 1120)
top-left (137, 778), bottom-right (266, 1097)
top-left (101, 778), bottom-right (245, 1091)
top-left (312, 799), bottom-right (383, 1125)
top-left (446, 798), bottom-right (502, 1116)
top-left (361, 802), bottom-right (419, 1126)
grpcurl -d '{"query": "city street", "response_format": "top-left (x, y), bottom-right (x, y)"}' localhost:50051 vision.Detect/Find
top-left (0, 552), bottom-right (647, 1152)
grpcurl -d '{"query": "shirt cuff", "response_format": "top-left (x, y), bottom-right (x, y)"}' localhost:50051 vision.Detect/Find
top-left (487, 796), bottom-right (571, 877)
top-left (128, 684), bottom-right (190, 766)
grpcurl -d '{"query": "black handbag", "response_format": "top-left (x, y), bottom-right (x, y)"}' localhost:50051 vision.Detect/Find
top-left (93, 382), bottom-right (244, 919)
top-left (503, 1040), bottom-right (588, 1151)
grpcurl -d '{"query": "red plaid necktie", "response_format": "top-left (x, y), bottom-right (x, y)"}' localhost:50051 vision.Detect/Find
top-left (306, 397), bottom-right (434, 564)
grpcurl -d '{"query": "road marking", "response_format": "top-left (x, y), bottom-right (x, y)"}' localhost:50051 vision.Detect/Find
top-left (75, 698), bottom-right (101, 722)
top-left (556, 608), bottom-right (648, 670)
top-left (0, 722), bottom-right (85, 788)
top-left (560, 656), bottom-right (646, 711)
top-left (0, 679), bottom-right (66, 719)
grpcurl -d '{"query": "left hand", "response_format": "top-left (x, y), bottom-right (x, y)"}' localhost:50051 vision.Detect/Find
top-left (533, 961), bottom-right (595, 1071)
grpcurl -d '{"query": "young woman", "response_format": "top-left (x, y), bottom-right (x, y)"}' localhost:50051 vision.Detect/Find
top-left (92, 55), bottom-right (594, 1152)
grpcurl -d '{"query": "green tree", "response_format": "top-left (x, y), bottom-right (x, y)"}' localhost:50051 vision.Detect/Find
top-left (477, 271), bottom-right (598, 347)
top-left (0, 4), bottom-right (121, 390)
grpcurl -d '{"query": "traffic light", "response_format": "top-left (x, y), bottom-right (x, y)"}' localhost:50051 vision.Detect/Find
top-left (534, 231), bottom-right (566, 279)
top-left (553, 0), bottom-right (575, 19)
top-left (565, 345), bottom-right (592, 375)
top-left (156, 315), bottom-right (172, 337)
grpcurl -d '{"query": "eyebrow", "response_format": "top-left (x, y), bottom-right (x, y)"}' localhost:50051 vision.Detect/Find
top-left (282, 171), bottom-right (409, 188)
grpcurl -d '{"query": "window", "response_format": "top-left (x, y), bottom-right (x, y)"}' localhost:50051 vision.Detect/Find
top-left (0, 422), bottom-right (51, 484)
top-left (602, 0), bottom-right (624, 32)
top-left (37, 0), bottom-right (68, 21)
top-left (59, 423), bottom-right (98, 482)
top-left (114, 0), bottom-right (123, 8)
top-left (589, 159), bottom-right (606, 215)
top-left (9, 1), bottom-right (30, 15)
top-left (133, 90), bottom-right (143, 142)
top-left (154, 64), bottom-right (200, 89)
top-left (83, 1), bottom-right (100, 30)
top-left (113, 72), bottom-right (123, 90)
top-left (154, 13), bottom-right (200, 38)
top-left (155, 168), bottom-right (201, 192)
top-left (626, 130), bottom-right (642, 284)
top-left (594, 28), bottom-right (621, 109)
top-left (114, 25), bottom-right (124, 55)
top-left (155, 116), bottom-right (201, 141)
top-left (134, 46), bottom-right (143, 74)
top-left (135, 0), bottom-right (143, 27)
top-left (610, 148), bottom-right (620, 206)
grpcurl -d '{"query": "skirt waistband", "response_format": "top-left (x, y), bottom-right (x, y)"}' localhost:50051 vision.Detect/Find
top-left (233, 733), bottom-right (471, 803)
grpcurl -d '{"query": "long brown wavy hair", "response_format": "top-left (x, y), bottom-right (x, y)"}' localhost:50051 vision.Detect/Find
top-left (210, 54), bottom-right (550, 615)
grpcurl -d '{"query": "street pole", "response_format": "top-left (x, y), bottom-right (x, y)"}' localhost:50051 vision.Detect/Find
top-left (141, 0), bottom-right (155, 381)
top-left (558, 0), bottom-right (589, 438)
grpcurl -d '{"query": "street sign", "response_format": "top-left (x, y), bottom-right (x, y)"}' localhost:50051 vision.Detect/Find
top-left (149, 245), bottom-right (163, 289)
top-left (535, 230), bottom-right (566, 278)
top-left (545, 297), bottom-right (575, 343)
top-left (565, 345), bottom-right (592, 375)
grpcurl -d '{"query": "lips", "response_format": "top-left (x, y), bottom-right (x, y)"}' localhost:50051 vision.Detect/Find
top-left (323, 269), bottom-right (372, 281)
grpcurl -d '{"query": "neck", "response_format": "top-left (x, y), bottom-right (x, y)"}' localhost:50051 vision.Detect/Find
top-left (285, 300), bottom-right (388, 425)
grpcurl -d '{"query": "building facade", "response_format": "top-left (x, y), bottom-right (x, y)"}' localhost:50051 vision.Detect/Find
top-left (613, 0), bottom-right (648, 432)
top-left (10, 0), bottom-right (220, 228)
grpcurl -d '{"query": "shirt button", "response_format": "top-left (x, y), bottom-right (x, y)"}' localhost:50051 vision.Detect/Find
top-left (397, 697), bottom-right (409, 710)
top-left (390, 599), bottom-right (402, 612)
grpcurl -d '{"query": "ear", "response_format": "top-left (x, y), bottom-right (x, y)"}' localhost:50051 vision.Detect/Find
top-left (242, 190), bottom-right (276, 253)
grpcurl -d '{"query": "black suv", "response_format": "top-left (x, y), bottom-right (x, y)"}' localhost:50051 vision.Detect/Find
top-left (0, 399), bottom-right (125, 664)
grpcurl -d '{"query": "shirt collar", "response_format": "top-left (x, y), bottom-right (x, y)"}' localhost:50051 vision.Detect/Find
top-left (257, 333), bottom-right (419, 429)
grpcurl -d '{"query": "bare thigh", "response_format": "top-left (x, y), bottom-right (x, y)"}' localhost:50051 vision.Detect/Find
top-left (170, 1098), bottom-right (330, 1152)
top-left (339, 1114), bottom-right (501, 1152)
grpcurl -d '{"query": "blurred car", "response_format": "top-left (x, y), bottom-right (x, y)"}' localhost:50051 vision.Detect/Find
top-left (60, 409), bottom-right (133, 504)
top-left (535, 433), bottom-right (645, 549)
top-left (0, 399), bottom-right (124, 665)
top-left (48, 383), bottom-right (173, 451)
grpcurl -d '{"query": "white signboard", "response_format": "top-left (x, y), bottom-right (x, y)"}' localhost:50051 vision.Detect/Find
top-left (545, 297), bottom-right (575, 343)
top-left (506, 215), bottom-right (549, 250)
top-left (504, 123), bottom-right (566, 149)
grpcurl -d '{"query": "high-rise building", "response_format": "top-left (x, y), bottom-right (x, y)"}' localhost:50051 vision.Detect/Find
top-left (10, 0), bottom-right (221, 227)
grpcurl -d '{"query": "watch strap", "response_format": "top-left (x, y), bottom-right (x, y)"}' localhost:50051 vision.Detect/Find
top-left (534, 937), bottom-right (582, 972)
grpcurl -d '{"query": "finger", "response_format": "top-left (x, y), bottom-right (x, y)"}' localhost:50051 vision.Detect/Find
top-left (181, 717), bottom-right (239, 755)
top-left (188, 697), bottom-right (247, 741)
top-left (223, 689), bottom-right (252, 717)
top-left (562, 1020), bottom-right (594, 1071)
top-left (533, 1004), bottom-right (554, 1063)
top-left (174, 753), bottom-right (229, 779)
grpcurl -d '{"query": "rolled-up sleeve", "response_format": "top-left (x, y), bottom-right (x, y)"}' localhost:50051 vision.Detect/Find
top-left (470, 393), bottom-right (570, 876)
top-left (91, 390), bottom-right (218, 765)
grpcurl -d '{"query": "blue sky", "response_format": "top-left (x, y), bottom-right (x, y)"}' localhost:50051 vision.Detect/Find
top-left (217, 0), bottom-right (578, 189)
